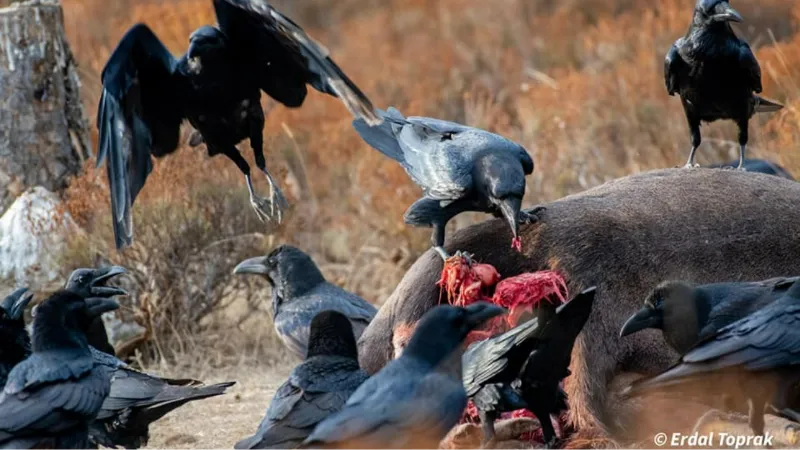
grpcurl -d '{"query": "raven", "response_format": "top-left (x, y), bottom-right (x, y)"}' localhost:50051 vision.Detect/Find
top-left (235, 311), bottom-right (368, 449)
top-left (302, 302), bottom-right (504, 449)
top-left (519, 287), bottom-right (596, 448)
top-left (65, 266), bottom-right (128, 355)
top-left (665, 0), bottom-right (783, 168)
top-left (353, 107), bottom-right (540, 259)
top-left (0, 291), bottom-right (111, 449)
top-left (620, 277), bottom-right (799, 354)
top-left (234, 245), bottom-right (377, 359)
top-left (98, 0), bottom-right (381, 249)
top-left (0, 288), bottom-right (34, 388)
top-left (625, 280), bottom-right (800, 436)
top-left (708, 158), bottom-right (794, 180)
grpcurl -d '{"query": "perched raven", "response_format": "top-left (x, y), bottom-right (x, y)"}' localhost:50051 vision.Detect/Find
top-left (625, 280), bottom-right (800, 436)
top-left (708, 158), bottom-right (794, 180)
top-left (665, 0), bottom-right (782, 168)
top-left (65, 266), bottom-right (128, 355)
top-left (462, 308), bottom-right (553, 445)
top-left (353, 107), bottom-right (540, 259)
top-left (234, 245), bottom-right (377, 359)
top-left (235, 311), bottom-right (368, 449)
top-left (620, 277), bottom-right (799, 354)
top-left (98, 0), bottom-right (381, 249)
top-left (0, 291), bottom-right (111, 449)
top-left (302, 302), bottom-right (504, 449)
top-left (518, 287), bottom-right (596, 448)
top-left (0, 288), bottom-right (33, 388)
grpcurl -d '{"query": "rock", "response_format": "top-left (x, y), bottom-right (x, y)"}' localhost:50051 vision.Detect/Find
top-left (0, 186), bottom-right (80, 288)
top-left (0, 0), bottom-right (91, 212)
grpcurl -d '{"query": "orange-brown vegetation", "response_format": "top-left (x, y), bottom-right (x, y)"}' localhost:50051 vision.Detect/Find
top-left (58, 0), bottom-right (799, 361)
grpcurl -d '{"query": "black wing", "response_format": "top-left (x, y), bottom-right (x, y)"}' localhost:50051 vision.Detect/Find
top-left (97, 24), bottom-right (186, 249)
top-left (213, 0), bottom-right (381, 125)
top-left (664, 40), bottom-right (687, 96)
top-left (0, 366), bottom-right (109, 439)
top-left (737, 41), bottom-right (762, 94)
top-left (462, 316), bottom-right (543, 397)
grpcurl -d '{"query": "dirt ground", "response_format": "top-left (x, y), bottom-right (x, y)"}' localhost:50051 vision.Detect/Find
top-left (141, 363), bottom-right (800, 450)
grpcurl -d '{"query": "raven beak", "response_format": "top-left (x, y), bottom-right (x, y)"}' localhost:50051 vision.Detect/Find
top-left (8, 289), bottom-right (33, 320)
top-left (619, 306), bottom-right (663, 338)
top-left (233, 256), bottom-right (270, 276)
top-left (498, 197), bottom-right (522, 241)
top-left (85, 298), bottom-right (121, 318)
top-left (464, 302), bottom-right (506, 328)
top-left (91, 266), bottom-right (128, 297)
top-left (712, 3), bottom-right (743, 22)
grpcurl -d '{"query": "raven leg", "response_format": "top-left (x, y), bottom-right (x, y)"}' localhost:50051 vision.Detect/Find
top-left (479, 409), bottom-right (497, 446)
top-left (748, 397), bottom-right (765, 436)
top-left (736, 119), bottom-right (749, 170)
top-left (684, 115), bottom-right (702, 168)
top-left (537, 413), bottom-right (557, 449)
top-left (432, 223), bottom-right (449, 261)
top-left (249, 104), bottom-right (288, 223)
top-left (220, 146), bottom-right (274, 224)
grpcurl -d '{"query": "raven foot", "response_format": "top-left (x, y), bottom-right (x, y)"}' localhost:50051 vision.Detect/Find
top-left (434, 246), bottom-right (450, 261)
top-left (521, 206), bottom-right (545, 224)
top-left (246, 174), bottom-right (288, 223)
top-left (683, 163), bottom-right (700, 168)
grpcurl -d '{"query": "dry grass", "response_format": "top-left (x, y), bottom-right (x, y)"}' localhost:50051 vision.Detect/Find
top-left (55, 0), bottom-right (800, 362)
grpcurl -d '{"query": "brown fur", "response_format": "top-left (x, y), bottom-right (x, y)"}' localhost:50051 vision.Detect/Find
top-left (357, 168), bottom-right (800, 442)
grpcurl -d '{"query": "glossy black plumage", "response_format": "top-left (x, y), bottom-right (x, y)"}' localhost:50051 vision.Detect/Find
top-left (666, 0), bottom-right (782, 168)
top-left (0, 291), bottom-right (111, 449)
top-left (0, 288), bottom-right (33, 389)
top-left (353, 107), bottom-right (539, 259)
top-left (98, 0), bottom-right (380, 249)
top-left (620, 276), bottom-right (799, 354)
top-left (234, 245), bottom-right (377, 359)
top-left (235, 311), bottom-right (368, 449)
top-left (625, 280), bottom-right (800, 435)
top-left (302, 303), bottom-right (504, 449)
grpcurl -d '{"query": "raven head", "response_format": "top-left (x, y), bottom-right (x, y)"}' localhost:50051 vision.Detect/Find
top-left (187, 26), bottom-right (228, 71)
top-left (0, 288), bottom-right (33, 323)
top-left (477, 153), bottom-right (529, 250)
top-left (694, 0), bottom-right (742, 26)
top-left (65, 266), bottom-right (128, 299)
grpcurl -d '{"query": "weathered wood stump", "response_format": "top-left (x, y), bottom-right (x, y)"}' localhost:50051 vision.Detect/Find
top-left (0, 0), bottom-right (89, 212)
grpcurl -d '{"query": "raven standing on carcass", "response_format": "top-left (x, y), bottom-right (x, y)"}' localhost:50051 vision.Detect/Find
top-left (665, 0), bottom-right (783, 168)
top-left (98, 0), bottom-right (381, 249)
top-left (353, 107), bottom-right (540, 259)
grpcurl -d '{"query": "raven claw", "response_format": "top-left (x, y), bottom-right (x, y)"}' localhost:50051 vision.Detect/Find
top-left (521, 206), bottom-right (545, 224)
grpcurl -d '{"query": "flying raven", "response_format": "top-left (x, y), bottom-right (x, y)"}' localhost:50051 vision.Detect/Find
top-left (235, 311), bottom-right (368, 449)
top-left (98, 0), bottom-right (381, 248)
top-left (620, 277), bottom-right (799, 354)
top-left (665, 0), bottom-right (783, 168)
top-left (234, 245), bottom-right (377, 359)
top-left (0, 288), bottom-right (34, 388)
top-left (0, 291), bottom-right (112, 449)
top-left (353, 107), bottom-right (540, 259)
top-left (302, 302), bottom-right (504, 448)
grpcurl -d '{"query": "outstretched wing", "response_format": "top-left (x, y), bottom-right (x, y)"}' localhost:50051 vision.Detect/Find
top-left (98, 24), bottom-right (186, 249)
top-left (664, 40), bottom-right (687, 96)
top-left (213, 0), bottom-right (381, 125)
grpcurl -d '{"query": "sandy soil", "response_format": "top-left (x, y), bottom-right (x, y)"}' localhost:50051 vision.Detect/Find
top-left (147, 364), bottom-right (800, 450)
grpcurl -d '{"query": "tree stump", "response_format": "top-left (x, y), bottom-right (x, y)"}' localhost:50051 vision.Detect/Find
top-left (0, 0), bottom-right (90, 212)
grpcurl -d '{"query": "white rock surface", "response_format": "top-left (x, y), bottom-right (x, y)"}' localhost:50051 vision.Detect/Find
top-left (0, 186), bottom-right (79, 287)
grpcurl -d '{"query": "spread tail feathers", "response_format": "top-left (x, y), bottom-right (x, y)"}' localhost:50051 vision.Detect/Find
top-left (133, 381), bottom-right (236, 425)
top-left (754, 95), bottom-right (784, 113)
top-left (352, 107), bottom-right (407, 163)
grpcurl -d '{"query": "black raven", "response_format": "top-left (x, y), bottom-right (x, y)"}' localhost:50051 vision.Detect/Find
top-left (518, 287), bottom-right (595, 448)
top-left (0, 288), bottom-right (34, 388)
top-left (65, 266), bottom-right (128, 355)
top-left (462, 307), bottom-right (554, 445)
top-left (234, 245), bottom-right (377, 359)
top-left (302, 302), bottom-right (504, 449)
top-left (98, 0), bottom-right (381, 249)
top-left (708, 158), bottom-right (794, 180)
top-left (235, 311), bottom-right (368, 449)
top-left (352, 107), bottom-right (540, 259)
top-left (0, 291), bottom-right (111, 449)
top-left (620, 277), bottom-right (799, 354)
top-left (625, 280), bottom-right (800, 436)
top-left (665, 0), bottom-right (783, 168)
